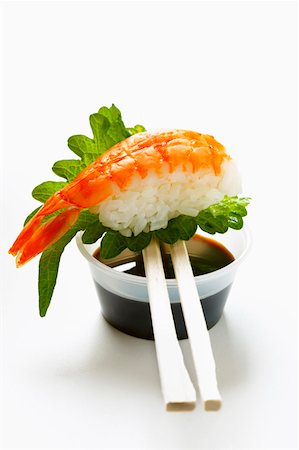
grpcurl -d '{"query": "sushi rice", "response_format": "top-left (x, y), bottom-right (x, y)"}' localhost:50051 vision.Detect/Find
top-left (92, 159), bottom-right (241, 237)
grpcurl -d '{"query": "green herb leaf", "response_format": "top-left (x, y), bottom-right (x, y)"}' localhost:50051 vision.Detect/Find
top-left (32, 105), bottom-right (144, 191)
top-left (196, 196), bottom-right (250, 234)
top-left (32, 181), bottom-right (67, 203)
top-left (155, 222), bottom-right (180, 244)
top-left (97, 231), bottom-right (153, 260)
top-left (155, 215), bottom-right (197, 244)
top-left (126, 232), bottom-right (152, 252)
top-left (38, 247), bottom-right (64, 317)
top-left (82, 220), bottom-right (107, 244)
top-left (53, 104), bottom-right (139, 183)
top-left (89, 113), bottom-right (113, 151)
top-left (127, 124), bottom-right (146, 135)
top-left (100, 232), bottom-right (127, 259)
top-left (169, 215), bottom-right (198, 241)
top-left (227, 213), bottom-right (244, 230)
top-left (98, 104), bottom-right (131, 143)
top-left (89, 104), bottom-right (130, 155)
top-left (52, 160), bottom-right (85, 182)
top-left (38, 210), bottom-right (98, 317)
top-left (67, 135), bottom-right (96, 158)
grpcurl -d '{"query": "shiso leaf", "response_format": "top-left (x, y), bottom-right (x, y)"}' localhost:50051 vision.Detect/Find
top-left (24, 104), bottom-right (145, 316)
top-left (97, 105), bottom-right (131, 144)
top-left (82, 220), bottom-right (107, 244)
top-left (32, 181), bottom-right (68, 203)
top-left (52, 160), bottom-right (86, 182)
top-left (67, 135), bottom-right (96, 158)
top-left (195, 195), bottom-right (250, 234)
top-left (83, 227), bottom-right (153, 256)
top-left (56, 104), bottom-right (140, 183)
top-left (227, 213), bottom-right (244, 230)
top-left (38, 210), bottom-right (98, 317)
top-left (89, 113), bottom-right (115, 152)
top-left (127, 124), bottom-right (146, 135)
top-left (89, 105), bottom-right (131, 155)
top-left (155, 222), bottom-right (180, 244)
top-left (25, 181), bottom-right (68, 226)
top-left (126, 231), bottom-right (152, 252)
top-left (100, 232), bottom-right (127, 259)
top-left (155, 216), bottom-right (197, 244)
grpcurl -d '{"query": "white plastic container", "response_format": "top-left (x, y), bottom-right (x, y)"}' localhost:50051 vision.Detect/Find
top-left (76, 227), bottom-right (251, 339)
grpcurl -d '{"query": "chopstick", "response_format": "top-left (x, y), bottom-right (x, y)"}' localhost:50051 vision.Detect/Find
top-left (142, 237), bottom-right (196, 411)
top-left (170, 240), bottom-right (222, 411)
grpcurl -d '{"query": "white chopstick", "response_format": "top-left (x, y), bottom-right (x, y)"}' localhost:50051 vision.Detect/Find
top-left (170, 240), bottom-right (222, 411)
top-left (142, 237), bottom-right (196, 411)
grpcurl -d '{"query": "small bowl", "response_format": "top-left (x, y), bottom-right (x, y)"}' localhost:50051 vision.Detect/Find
top-left (76, 227), bottom-right (251, 340)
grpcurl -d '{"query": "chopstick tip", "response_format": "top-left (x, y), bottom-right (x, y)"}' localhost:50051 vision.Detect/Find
top-left (166, 401), bottom-right (196, 412)
top-left (204, 399), bottom-right (222, 411)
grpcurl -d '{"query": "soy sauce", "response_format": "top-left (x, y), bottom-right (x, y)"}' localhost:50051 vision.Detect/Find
top-left (93, 234), bottom-right (235, 277)
top-left (92, 235), bottom-right (235, 340)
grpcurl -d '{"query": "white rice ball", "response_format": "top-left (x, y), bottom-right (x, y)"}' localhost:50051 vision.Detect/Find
top-left (92, 159), bottom-right (241, 237)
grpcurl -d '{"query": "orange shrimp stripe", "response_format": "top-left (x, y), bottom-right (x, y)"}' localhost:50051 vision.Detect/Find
top-left (60, 130), bottom-right (228, 205)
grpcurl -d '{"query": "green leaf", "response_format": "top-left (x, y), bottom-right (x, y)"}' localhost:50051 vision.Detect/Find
top-left (100, 232), bottom-right (127, 259)
top-left (127, 124), bottom-right (146, 135)
top-left (196, 196), bottom-right (250, 234)
top-left (195, 220), bottom-right (216, 235)
top-left (82, 220), bottom-right (107, 244)
top-left (155, 215), bottom-right (197, 244)
top-left (52, 159), bottom-right (85, 182)
top-left (38, 247), bottom-right (65, 317)
top-left (169, 215), bottom-right (198, 240)
top-left (98, 104), bottom-right (131, 143)
top-left (32, 181), bottom-right (67, 203)
top-left (47, 105), bottom-right (145, 190)
top-left (81, 152), bottom-right (101, 166)
top-left (89, 113), bottom-right (113, 151)
top-left (96, 230), bottom-right (153, 261)
top-left (125, 232), bottom-right (152, 252)
top-left (98, 104), bottom-right (120, 121)
top-left (38, 210), bottom-right (97, 316)
top-left (89, 105), bottom-right (131, 154)
top-left (227, 213), bottom-right (244, 230)
top-left (52, 104), bottom-right (143, 188)
top-left (67, 135), bottom-right (96, 158)
top-left (155, 223), bottom-right (180, 244)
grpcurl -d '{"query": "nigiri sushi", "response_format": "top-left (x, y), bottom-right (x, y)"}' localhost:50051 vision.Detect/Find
top-left (9, 129), bottom-right (241, 267)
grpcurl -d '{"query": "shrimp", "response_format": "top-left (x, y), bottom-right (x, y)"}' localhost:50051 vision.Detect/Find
top-left (9, 130), bottom-right (229, 267)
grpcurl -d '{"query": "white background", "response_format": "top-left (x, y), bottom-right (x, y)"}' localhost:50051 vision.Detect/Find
top-left (1, 1), bottom-right (298, 449)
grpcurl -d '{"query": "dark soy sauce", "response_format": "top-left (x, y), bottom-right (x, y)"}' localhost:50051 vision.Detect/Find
top-left (93, 235), bottom-right (235, 340)
top-left (93, 235), bottom-right (235, 277)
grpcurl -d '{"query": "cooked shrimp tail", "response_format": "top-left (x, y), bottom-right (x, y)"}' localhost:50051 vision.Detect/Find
top-left (9, 193), bottom-right (79, 267)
